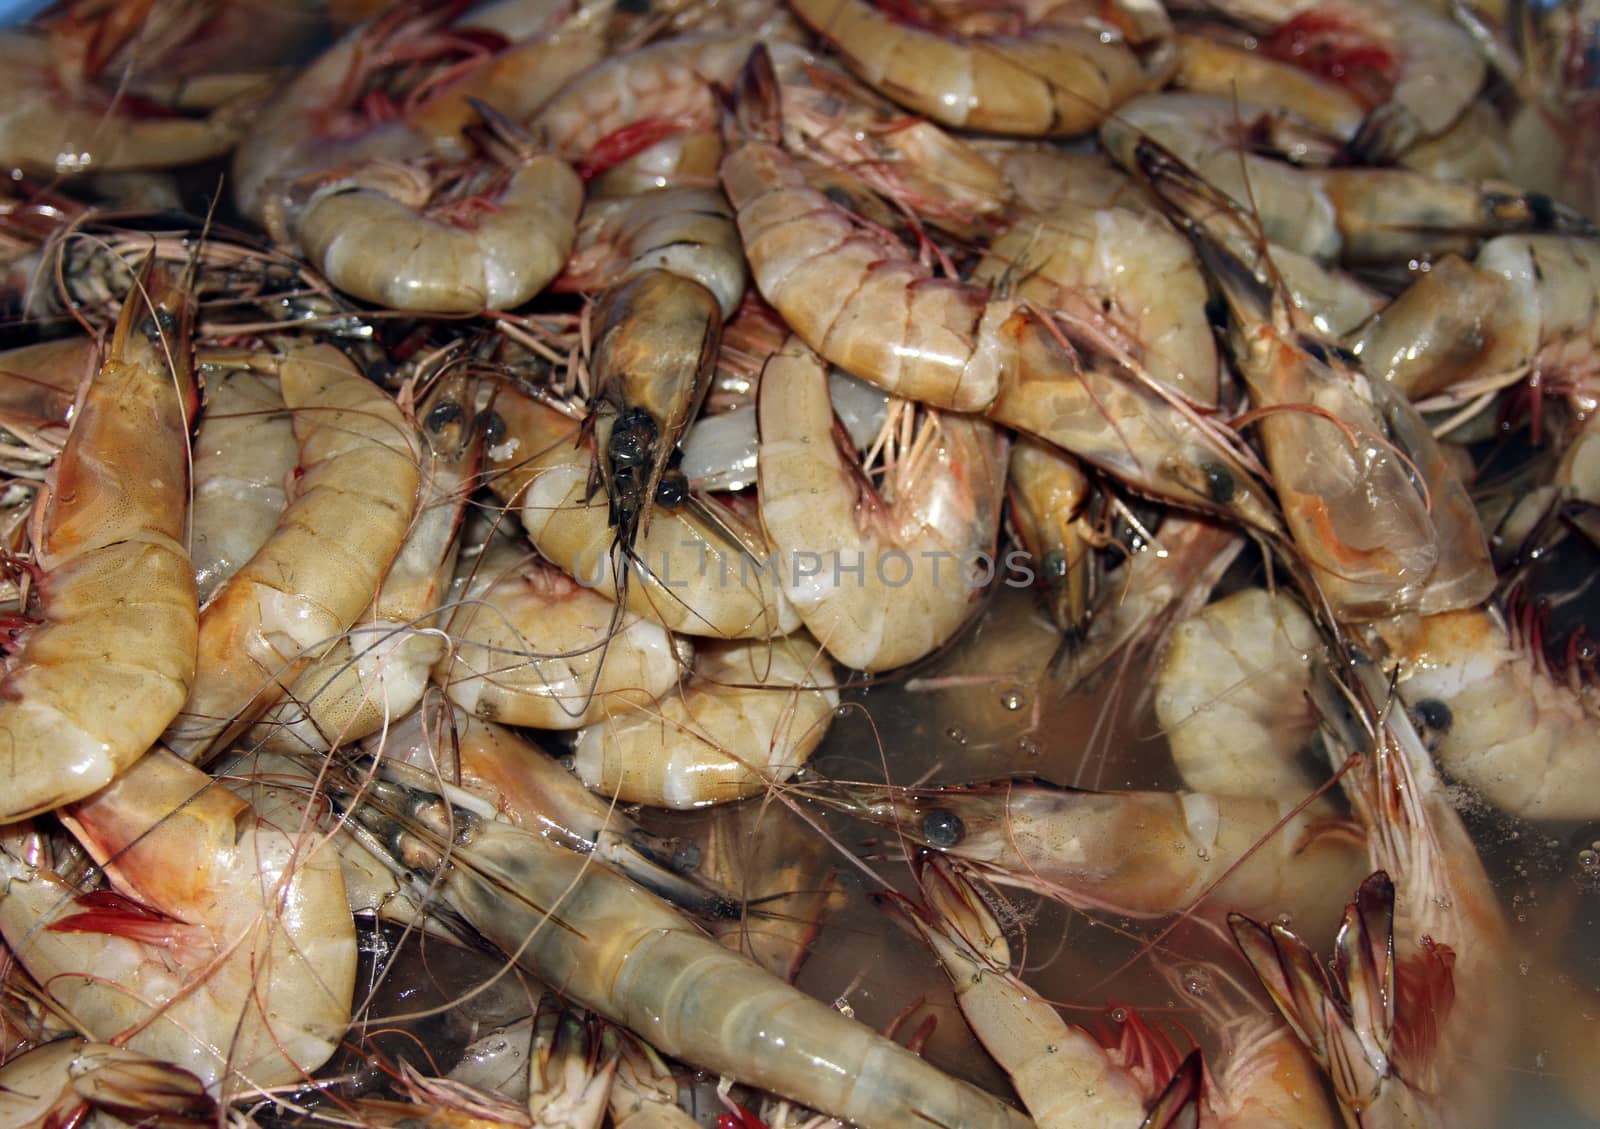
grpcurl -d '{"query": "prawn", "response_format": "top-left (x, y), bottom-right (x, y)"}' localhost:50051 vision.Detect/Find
top-left (164, 342), bottom-right (423, 763)
top-left (1365, 604), bottom-right (1600, 819)
top-left (374, 698), bottom-right (738, 917)
top-left (1142, 146), bottom-right (1496, 619)
top-left (0, 23), bottom-right (245, 175)
top-left (785, 0), bottom-right (1171, 137)
top-left (1154, 587), bottom-right (1334, 806)
top-left (254, 369), bottom-right (481, 754)
top-left (0, 263), bottom-right (198, 822)
top-left (437, 527), bottom-right (688, 730)
top-left (833, 777), bottom-right (1368, 937)
top-left (233, 0), bottom-right (609, 223)
top-left (332, 764), bottom-right (1035, 1129)
top-left (286, 108), bottom-right (584, 313)
top-left (487, 385), bottom-right (798, 639)
top-left (883, 853), bottom-right (1202, 1129)
top-left (0, 747), bottom-right (357, 1094)
top-left (756, 335), bottom-right (1009, 672)
top-left (1103, 93), bottom-right (1594, 266)
top-left (1228, 654), bottom-right (1516, 1129)
top-left (572, 631), bottom-right (839, 809)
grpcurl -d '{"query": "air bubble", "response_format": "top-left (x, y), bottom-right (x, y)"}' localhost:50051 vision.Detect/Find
top-left (945, 726), bottom-right (969, 745)
top-left (1182, 967), bottom-right (1213, 997)
top-left (833, 998), bottom-right (854, 1019)
top-left (1110, 1007), bottom-right (1128, 1023)
top-left (834, 705), bottom-right (850, 719)
top-left (1000, 688), bottom-right (1026, 712)
top-left (1017, 736), bottom-right (1040, 758)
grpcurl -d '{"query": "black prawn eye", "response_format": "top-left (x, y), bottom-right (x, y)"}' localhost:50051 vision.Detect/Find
top-left (1413, 698), bottom-right (1453, 734)
top-left (424, 399), bottom-right (464, 434)
top-left (921, 808), bottom-right (965, 848)
top-left (1201, 462), bottom-right (1235, 504)
top-left (655, 470), bottom-right (689, 508)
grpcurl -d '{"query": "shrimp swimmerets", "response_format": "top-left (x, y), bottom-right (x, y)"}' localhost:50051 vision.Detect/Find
top-left (334, 767), bottom-right (1035, 1129)
top-left (0, 748), bottom-right (357, 1095)
top-left (0, 265), bottom-right (197, 821)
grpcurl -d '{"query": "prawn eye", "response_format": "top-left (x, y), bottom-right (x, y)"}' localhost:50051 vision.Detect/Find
top-left (1041, 550), bottom-right (1068, 581)
top-left (1200, 462), bottom-right (1235, 504)
top-left (655, 470), bottom-right (689, 508)
top-left (921, 808), bottom-right (964, 848)
top-left (425, 399), bottom-right (464, 434)
top-left (478, 410), bottom-right (506, 447)
top-left (1414, 698), bottom-right (1453, 735)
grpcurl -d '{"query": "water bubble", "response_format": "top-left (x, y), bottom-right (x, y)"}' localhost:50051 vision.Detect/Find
top-left (1000, 687), bottom-right (1026, 712)
top-left (834, 704), bottom-right (850, 719)
top-left (945, 726), bottom-right (969, 745)
top-left (1195, 847), bottom-right (1211, 862)
top-left (1017, 736), bottom-right (1040, 759)
top-left (1578, 848), bottom-right (1599, 876)
top-left (1181, 967), bottom-right (1214, 997)
top-left (1110, 1007), bottom-right (1128, 1023)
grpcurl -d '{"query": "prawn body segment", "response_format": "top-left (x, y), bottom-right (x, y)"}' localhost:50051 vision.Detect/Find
top-left (0, 268), bottom-right (198, 821)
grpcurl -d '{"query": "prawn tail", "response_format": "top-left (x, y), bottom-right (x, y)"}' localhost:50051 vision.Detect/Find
top-left (731, 43), bottom-right (783, 147)
top-left (1140, 1049), bottom-right (1203, 1129)
top-left (70, 1045), bottom-right (216, 1126)
top-left (1230, 872), bottom-right (1399, 1115)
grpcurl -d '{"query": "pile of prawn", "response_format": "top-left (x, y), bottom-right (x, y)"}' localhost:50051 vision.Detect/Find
top-left (0, 0), bottom-right (1597, 1125)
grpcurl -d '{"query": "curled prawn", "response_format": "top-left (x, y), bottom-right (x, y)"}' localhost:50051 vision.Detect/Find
top-left (573, 631), bottom-right (839, 809)
top-left (0, 748), bottom-right (357, 1095)
top-left (756, 336), bottom-right (1008, 672)
top-left (785, 0), bottom-right (1172, 136)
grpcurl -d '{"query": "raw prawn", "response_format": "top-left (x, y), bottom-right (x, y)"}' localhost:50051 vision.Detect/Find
top-left (572, 631), bottom-right (839, 809)
top-left (1229, 656), bottom-right (1516, 1129)
top-left (1366, 605), bottom-right (1600, 819)
top-left (0, 748), bottom-right (357, 1094)
top-left (487, 386), bottom-right (797, 639)
top-left (164, 343), bottom-right (422, 763)
top-left (254, 370), bottom-right (480, 753)
top-left (0, 265), bottom-right (197, 821)
top-left (1102, 93), bottom-right (1593, 265)
top-left (785, 0), bottom-right (1170, 136)
top-left (756, 336), bottom-right (1008, 672)
top-left (836, 777), bottom-right (1368, 936)
top-left (437, 528), bottom-right (687, 730)
top-left (333, 766), bottom-right (1035, 1129)
top-left (885, 853), bottom-right (1200, 1129)
top-left (1154, 587), bottom-right (1332, 806)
